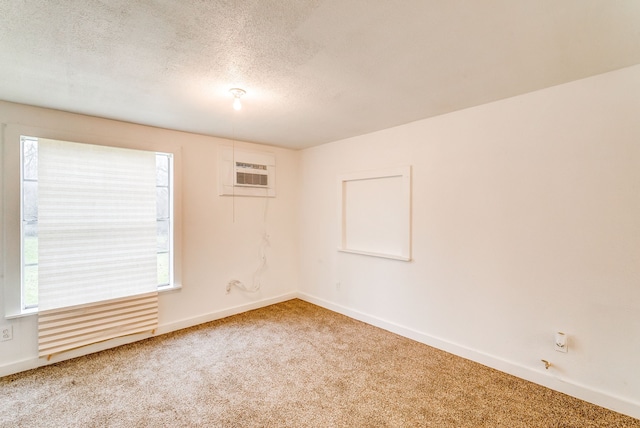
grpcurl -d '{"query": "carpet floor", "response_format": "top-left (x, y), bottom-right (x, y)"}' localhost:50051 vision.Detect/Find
top-left (1, 299), bottom-right (638, 427)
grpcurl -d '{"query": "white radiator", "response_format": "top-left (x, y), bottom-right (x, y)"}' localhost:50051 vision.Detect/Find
top-left (38, 292), bottom-right (158, 358)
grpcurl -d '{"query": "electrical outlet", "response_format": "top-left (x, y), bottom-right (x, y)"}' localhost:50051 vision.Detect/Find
top-left (1, 325), bottom-right (13, 341)
top-left (554, 332), bottom-right (567, 353)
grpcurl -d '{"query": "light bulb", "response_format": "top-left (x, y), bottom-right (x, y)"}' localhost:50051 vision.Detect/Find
top-left (229, 88), bottom-right (246, 111)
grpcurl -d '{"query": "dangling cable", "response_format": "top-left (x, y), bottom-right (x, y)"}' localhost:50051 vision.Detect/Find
top-left (226, 182), bottom-right (271, 294)
top-left (229, 88), bottom-right (246, 224)
top-left (226, 232), bottom-right (270, 293)
top-left (253, 186), bottom-right (270, 288)
top-left (225, 87), bottom-right (272, 293)
top-left (231, 115), bottom-right (236, 224)
top-left (263, 182), bottom-right (269, 222)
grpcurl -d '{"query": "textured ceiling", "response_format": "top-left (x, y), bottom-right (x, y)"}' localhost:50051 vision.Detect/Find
top-left (1, 1), bottom-right (639, 149)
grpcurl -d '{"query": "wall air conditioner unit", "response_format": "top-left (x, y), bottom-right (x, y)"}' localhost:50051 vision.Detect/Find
top-left (235, 161), bottom-right (268, 188)
top-left (219, 146), bottom-right (276, 197)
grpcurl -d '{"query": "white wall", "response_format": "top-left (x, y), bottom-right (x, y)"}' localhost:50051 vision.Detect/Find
top-left (298, 65), bottom-right (640, 418)
top-left (0, 101), bottom-right (299, 374)
top-left (2, 65), bottom-right (640, 419)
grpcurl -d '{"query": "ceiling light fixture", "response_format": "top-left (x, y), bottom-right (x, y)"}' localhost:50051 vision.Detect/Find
top-left (229, 88), bottom-right (246, 111)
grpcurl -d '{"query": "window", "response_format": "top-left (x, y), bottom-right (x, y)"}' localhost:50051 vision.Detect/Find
top-left (20, 136), bottom-right (174, 311)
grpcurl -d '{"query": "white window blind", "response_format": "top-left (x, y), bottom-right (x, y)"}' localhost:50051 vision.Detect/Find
top-left (37, 139), bottom-right (158, 311)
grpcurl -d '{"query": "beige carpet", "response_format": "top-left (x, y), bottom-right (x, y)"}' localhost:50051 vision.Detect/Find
top-left (1, 299), bottom-right (638, 427)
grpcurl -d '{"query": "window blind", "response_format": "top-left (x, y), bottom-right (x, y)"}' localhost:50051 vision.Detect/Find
top-left (37, 139), bottom-right (158, 311)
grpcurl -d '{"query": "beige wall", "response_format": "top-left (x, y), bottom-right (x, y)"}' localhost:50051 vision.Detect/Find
top-left (0, 102), bottom-right (300, 372)
top-left (298, 65), bottom-right (640, 418)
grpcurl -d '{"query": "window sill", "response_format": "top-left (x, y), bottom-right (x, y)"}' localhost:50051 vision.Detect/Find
top-left (5, 307), bottom-right (38, 319)
top-left (158, 283), bottom-right (182, 293)
top-left (4, 285), bottom-right (181, 319)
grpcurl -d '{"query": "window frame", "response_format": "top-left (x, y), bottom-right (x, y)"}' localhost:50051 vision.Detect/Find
top-left (155, 150), bottom-right (175, 291)
top-left (2, 124), bottom-right (182, 319)
top-left (20, 136), bottom-right (39, 309)
top-left (19, 137), bottom-right (175, 311)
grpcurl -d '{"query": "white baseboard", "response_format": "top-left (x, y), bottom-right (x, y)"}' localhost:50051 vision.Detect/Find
top-left (296, 292), bottom-right (640, 420)
top-left (0, 292), bottom-right (297, 378)
top-left (156, 291), bottom-right (297, 335)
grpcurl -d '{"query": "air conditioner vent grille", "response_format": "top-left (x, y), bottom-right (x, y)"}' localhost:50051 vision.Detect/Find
top-left (236, 172), bottom-right (268, 186)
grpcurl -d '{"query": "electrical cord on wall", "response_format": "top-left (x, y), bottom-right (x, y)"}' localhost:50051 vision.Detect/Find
top-left (226, 232), bottom-right (270, 293)
top-left (226, 186), bottom-right (271, 294)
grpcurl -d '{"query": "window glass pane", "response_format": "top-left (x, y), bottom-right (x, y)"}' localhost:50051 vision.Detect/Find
top-left (157, 219), bottom-right (170, 252)
top-left (157, 252), bottom-right (170, 286)
top-left (24, 264), bottom-right (38, 308)
top-left (156, 187), bottom-right (169, 220)
top-left (156, 154), bottom-right (169, 186)
top-left (23, 139), bottom-right (38, 180)
top-left (23, 181), bottom-right (38, 222)
top-left (23, 223), bottom-right (38, 265)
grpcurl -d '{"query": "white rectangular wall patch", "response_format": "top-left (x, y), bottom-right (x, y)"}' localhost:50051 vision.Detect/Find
top-left (338, 166), bottom-right (412, 261)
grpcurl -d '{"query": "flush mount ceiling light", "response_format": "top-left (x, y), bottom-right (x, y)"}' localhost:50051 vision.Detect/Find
top-left (229, 88), bottom-right (246, 111)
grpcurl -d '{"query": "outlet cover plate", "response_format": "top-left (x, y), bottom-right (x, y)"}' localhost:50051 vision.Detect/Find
top-left (554, 332), bottom-right (567, 353)
top-left (1, 325), bottom-right (13, 341)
